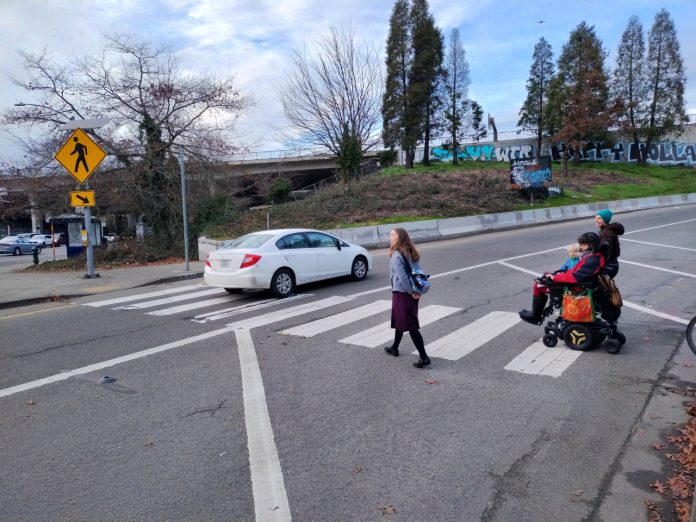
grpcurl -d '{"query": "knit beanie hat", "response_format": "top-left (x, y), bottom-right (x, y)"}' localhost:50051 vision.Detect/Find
top-left (596, 209), bottom-right (613, 224)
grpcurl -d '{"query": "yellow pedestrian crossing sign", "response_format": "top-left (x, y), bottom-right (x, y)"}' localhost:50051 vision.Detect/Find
top-left (70, 190), bottom-right (95, 207)
top-left (55, 128), bottom-right (107, 184)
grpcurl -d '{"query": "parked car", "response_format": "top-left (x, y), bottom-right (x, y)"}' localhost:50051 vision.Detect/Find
top-left (104, 233), bottom-right (120, 242)
top-left (30, 233), bottom-right (54, 247)
top-left (0, 236), bottom-right (39, 255)
top-left (204, 228), bottom-right (372, 298)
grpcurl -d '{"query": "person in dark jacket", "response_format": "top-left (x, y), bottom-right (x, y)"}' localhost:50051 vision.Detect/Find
top-left (519, 232), bottom-right (605, 325)
top-left (594, 209), bottom-right (624, 278)
top-left (384, 227), bottom-right (431, 368)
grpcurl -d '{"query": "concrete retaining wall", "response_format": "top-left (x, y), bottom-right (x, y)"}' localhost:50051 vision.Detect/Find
top-left (197, 192), bottom-right (696, 259)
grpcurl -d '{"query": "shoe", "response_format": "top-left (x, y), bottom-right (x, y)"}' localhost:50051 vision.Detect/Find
top-left (384, 346), bottom-right (399, 356)
top-left (413, 358), bottom-right (431, 368)
top-left (518, 309), bottom-right (542, 325)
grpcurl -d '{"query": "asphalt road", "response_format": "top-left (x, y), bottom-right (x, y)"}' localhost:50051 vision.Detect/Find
top-left (1, 205), bottom-right (695, 521)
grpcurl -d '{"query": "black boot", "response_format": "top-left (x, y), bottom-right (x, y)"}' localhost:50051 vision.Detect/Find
top-left (519, 296), bottom-right (548, 325)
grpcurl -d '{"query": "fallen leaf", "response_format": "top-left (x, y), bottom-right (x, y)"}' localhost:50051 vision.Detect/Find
top-left (650, 480), bottom-right (666, 493)
top-left (652, 442), bottom-right (667, 451)
top-left (682, 362), bottom-right (695, 368)
top-left (570, 489), bottom-right (583, 496)
top-left (425, 379), bottom-right (439, 385)
top-left (667, 475), bottom-right (692, 498)
top-left (377, 504), bottom-right (396, 515)
top-left (25, 400), bottom-right (36, 406)
top-left (352, 465), bottom-right (363, 475)
top-left (145, 440), bottom-right (154, 446)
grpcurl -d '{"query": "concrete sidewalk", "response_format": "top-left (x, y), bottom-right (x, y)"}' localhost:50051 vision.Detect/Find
top-left (0, 257), bottom-right (204, 309)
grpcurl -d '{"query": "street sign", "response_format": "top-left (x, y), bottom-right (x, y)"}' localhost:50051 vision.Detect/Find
top-left (55, 129), bottom-right (107, 184)
top-left (70, 190), bottom-right (95, 207)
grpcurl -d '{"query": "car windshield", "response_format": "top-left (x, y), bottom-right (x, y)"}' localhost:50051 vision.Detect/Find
top-left (223, 233), bottom-right (273, 249)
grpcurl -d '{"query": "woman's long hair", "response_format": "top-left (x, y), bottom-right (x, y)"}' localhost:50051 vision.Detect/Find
top-left (388, 227), bottom-right (420, 262)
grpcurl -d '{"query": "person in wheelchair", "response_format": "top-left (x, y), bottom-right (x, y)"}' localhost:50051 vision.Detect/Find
top-left (519, 232), bottom-right (605, 325)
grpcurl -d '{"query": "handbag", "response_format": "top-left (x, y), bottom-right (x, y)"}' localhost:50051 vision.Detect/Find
top-left (598, 274), bottom-right (623, 308)
top-left (403, 257), bottom-right (431, 294)
top-left (561, 288), bottom-right (595, 322)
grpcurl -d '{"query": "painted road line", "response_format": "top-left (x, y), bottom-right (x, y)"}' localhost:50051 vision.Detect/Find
top-left (84, 284), bottom-right (206, 307)
top-left (618, 259), bottom-right (696, 278)
top-left (146, 295), bottom-right (248, 316)
top-left (425, 311), bottom-right (521, 360)
top-left (504, 341), bottom-right (583, 377)
top-left (192, 295), bottom-right (310, 323)
top-left (497, 260), bottom-right (541, 277)
top-left (281, 300), bottom-right (392, 337)
top-left (621, 238), bottom-right (696, 253)
top-left (626, 218), bottom-right (696, 235)
top-left (0, 326), bottom-right (237, 399)
top-left (230, 296), bottom-right (353, 329)
top-left (339, 305), bottom-right (460, 348)
top-left (235, 328), bottom-right (291, 522)
top-left (622, 301), bottom-right (690, 325)
top-left (115, 288), bottom-right (226, 310)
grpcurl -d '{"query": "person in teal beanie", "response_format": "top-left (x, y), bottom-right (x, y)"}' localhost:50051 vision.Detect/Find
top-left (594, 209), bottom-right (624, 277)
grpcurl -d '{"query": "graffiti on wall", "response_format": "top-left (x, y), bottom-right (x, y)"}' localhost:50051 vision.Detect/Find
top-left (431, 139), bottom-right (696, 166)
top-left (510, 156), bottom-right (552, 189)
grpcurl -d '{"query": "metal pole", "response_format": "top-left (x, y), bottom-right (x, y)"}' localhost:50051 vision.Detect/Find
top-left (83, 181), bottom-right (98, 278)
top-left (178, 147), bottom-right (190, 272)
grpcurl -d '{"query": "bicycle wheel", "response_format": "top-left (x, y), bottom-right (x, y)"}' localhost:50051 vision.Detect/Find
top-left (687, 316), bottom-right (696, 355)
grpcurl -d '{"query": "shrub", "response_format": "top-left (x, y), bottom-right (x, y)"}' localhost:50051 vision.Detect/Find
top-left (269, 177), bottom-right (291, 204)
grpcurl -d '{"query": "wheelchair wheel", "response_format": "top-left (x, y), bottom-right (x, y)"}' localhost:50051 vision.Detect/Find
top-left (614, 331), bottom-right (626, 346)
top-left (605, 339), bottom-right (622, 354)
top-left (593, 333), bottom-right (607, 346)
top-left (542, 334), bottom-right (558, 347)
top-left (562, 324), bottom-right (593, 351)
top-left (686, 316), bottom-right (696, 355)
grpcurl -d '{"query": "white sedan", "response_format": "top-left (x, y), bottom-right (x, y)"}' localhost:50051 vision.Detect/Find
top-left (204, 228), bottom-right (372, 298)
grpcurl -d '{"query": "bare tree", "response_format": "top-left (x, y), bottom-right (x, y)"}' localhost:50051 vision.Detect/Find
top-left (2, 35), bottom-right (253, 246)
top-left (281, 25), bottom-right (383, 189)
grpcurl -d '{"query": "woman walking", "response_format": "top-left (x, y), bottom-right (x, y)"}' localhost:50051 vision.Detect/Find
top-left (384, 228), bottom-right (431, 368)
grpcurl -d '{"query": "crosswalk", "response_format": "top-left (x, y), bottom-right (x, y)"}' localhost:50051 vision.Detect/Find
top-left (82, 286), bottom-right (588, 378)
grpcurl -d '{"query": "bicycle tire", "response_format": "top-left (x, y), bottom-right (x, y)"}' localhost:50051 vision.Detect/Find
top-left (687, 316), bottom-right (696, 355)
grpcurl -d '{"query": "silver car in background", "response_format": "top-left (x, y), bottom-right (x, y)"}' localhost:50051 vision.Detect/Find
top-left (0, 236), bottom-right (39, 255)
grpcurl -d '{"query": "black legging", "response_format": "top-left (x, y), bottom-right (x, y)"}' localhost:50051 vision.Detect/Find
top-left (391, 329), bottom-right (428, 359)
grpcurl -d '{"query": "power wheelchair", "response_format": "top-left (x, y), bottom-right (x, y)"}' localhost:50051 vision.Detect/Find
top-left (535, 275), bottom-right (626, 354)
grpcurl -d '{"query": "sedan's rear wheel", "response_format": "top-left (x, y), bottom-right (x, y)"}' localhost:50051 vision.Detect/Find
top-left (271, 268), bottom-right (295, 298)
top-left (351, 256), bottom-right (368, 281)
top-left (13, 247), bottom-right (21, 256)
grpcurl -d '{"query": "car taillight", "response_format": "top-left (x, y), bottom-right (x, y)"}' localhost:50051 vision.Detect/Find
top-left (240, 253), bottom-right (262, 269)
top-left (205, 255), bottom-right (211, 268)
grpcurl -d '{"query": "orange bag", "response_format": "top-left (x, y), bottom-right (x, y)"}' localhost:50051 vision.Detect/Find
top-left (561, 289), bottom-right (595, 323)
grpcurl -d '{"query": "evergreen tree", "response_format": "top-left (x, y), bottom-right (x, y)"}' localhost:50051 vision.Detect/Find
top-left (611, 15), bottom-right (647, 160)
top-left (518, 37), bottom-right (554, 158)
top-left (551, 22), bottom-right (611, 170)
top-left (407, 0), bottom-right (443, 166)
top-left (382, 0), bottom-right (411, 156)
top-left (441, 28), bottom-right (470, 164)
top-left (642, 9), bottom-right (687, 165)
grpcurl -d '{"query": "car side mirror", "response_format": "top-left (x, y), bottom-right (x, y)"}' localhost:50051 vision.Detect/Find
top-left (335, 239), bottom-right (342, 251)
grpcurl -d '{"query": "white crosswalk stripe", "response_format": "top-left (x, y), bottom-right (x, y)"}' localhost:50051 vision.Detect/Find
top-left (84, 283), bottom-right (206, 307)
top-left (424, 311), bottom-right (520, 360)
top-left (339, 305), bottom-right (460, 348)
top-left (504, 341), bottom-right (582, 377)
top-left (229, 296), bottom-right (353, 329)
top-left (146, 295), bottom-right (247, 316)
top-left (192, 295), bottom-right (310, 323)
top-left (281, 300), bottom-right (392, 337)
top-left (115, 288), bottom-right (225, 310)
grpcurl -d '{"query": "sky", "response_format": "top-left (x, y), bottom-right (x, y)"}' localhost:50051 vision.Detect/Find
top-left (1, 0), bottom-right (695, 164)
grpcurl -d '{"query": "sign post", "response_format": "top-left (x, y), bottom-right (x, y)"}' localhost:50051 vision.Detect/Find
top-left (55, 128), bottom-right (107, 278)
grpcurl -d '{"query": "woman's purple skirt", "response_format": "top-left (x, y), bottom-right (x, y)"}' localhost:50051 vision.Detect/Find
top-left (391, 291), bottom-right (420, 332)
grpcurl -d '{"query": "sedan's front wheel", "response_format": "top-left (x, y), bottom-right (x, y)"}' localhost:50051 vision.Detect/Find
top-left (13, 247), bottom-right (21, 256)
top-left (271, 268), bottom-right (295, 298)
top-left (351, 256), bottom-right (368, 281)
